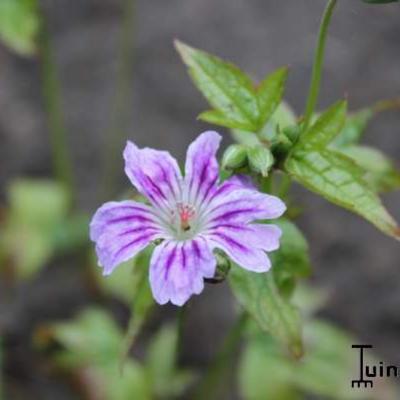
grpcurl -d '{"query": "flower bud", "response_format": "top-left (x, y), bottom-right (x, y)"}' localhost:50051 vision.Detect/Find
top-left (221, 144), bottom-right (248, 170)
top-left (247, 146), bottom-right (274, 177)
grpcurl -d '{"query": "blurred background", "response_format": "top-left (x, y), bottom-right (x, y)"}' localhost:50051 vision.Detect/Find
top-left (0, 0), bottom-right (399, 399)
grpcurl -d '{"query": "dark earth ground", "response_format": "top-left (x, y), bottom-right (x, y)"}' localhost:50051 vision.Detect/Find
top-left (0, 0), bottom-right (400, 398)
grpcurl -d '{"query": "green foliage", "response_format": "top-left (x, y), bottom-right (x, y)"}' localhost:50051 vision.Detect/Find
top-left (48, 309), bottom-right (193, 400)
top-left (175, 40), bottom-right (287, 132)
top-left (298, 101), bottom-right (347, 148)
top-left (330, 107), bottom-right (400, 193)
top-left (0, 0), bottom-right (40, 56)
top-left (270, 219), bottom-right (311, 298)
top-left (50, 309), bottom-right (152, 399)
top-left (229, 265), bottom-right (303, 358)
top-left (339, 145), bottom-right (400, 193)
top-left (257, 67), bottom-right (289, 129)
top-left (239, 320), bottom-right (370, 400)
top-left (91, 246), bottom-right (155, 368)
top-left (285, 102), bottom-right (400, 240)
top-left (0, 179), bottom-right (70, 279)
top-left (146, 324), bottom-right (195, 399)
top-left (332, 108), bottom-right (374, 147)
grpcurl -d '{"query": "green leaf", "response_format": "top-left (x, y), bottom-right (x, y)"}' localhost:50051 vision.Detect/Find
top-left (239, 320), bottom-right (374, 400)
top-left (198, 109), bottom-right (252, 131)
top-left (145, 324), bottom-right (195, 398)
top-left (339, 145), bottom-right (400, 193)
top-left (298, 100), bottom-right (347, 148)
top-left (175, 40), bottom-right (259, 131)
top-left (270, 219), bottom-right (311, 296)
top-left (332, 108), bottom-right (374, 147)
top-left (1, 179), bottom-right (69, 279)
top-left (50, 308), bottom-right (152, 400)
top-left (247, 146), bottom-right (274, 177)
top-left (229, 266), bottom-right (303, 358)
top-left (0, 0), bottom-right (40, 56)
top-left (285, 148), bottom-right (400, 239)
top-left (52, 309), bottom-right (122, 366)
top-left (257, 67), bottom-right (289, 128)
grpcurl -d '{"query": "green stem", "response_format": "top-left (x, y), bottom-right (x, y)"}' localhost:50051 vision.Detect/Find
top-left (194, 313), bottom-right (248, 400)
top-left (102, 0), bottom-right (136, 199)
top-left (39, 18), bottom-right (74, 200)
top-left (278, 174), bottom-right (292, 199)
top-left (302, 0), bottom-right (338, 133)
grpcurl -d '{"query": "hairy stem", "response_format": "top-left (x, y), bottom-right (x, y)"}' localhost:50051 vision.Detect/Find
top-left (101, 0), bottom-right (136, 199)
top-left (40, 17), bottom-right (74, 200)
top-left (302, 0), bottom-right (338, 133)
top-left (194, 313), bottom-right (248, 400)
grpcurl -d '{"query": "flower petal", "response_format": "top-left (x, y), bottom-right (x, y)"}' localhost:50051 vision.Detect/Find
top-left (124, 141), bottom-right (182, 211)
top-left (149, 237), bottom-right (216, 306)
top-left (204, 189), bottom-right (286, 226)
top-left (184, 131), bottom-right (221, 205)
top-left (207, 223), bottom-right (282, 252)
top-left (90, 200), bottom-right (163, 275)
top-left (207, 225), bottom-right (273, 272)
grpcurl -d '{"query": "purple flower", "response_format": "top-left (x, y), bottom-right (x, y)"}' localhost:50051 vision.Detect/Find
top-left (90, 131), bottom-right (286, 306)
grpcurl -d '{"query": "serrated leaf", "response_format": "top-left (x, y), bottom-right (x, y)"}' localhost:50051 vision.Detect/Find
top-left (339, 145), bottom-right (400, 193)
top-left (298, 100), bottom-right (347, 148)
top-left (175, 40), bottom-right (259, 131)
top-left (257, 67), bottom-right (288, 128)
top-left (0, 0), bottom-right (40, 56)
top-left (285, 148), bottom-right (400, 239)
top-left (332, 108), bottom-right (374, 147)
top-left (229, 266), bottom-right (303, 358)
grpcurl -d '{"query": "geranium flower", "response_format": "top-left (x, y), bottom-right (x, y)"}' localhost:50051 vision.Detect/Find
top-left (90, 131), bottom-right (286, 306)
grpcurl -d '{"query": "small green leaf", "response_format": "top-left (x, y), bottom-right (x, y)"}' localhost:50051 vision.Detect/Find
top-left (247, 146), bottom-right (274, 177)
top-left (0, 0), bottom-right (40, 56)
top-left (52, 309), bottom-right (122, 366)
top-left (339, 145), bottom-right (400, 193)
top-left (229, 267), bottom-right (303, 358)
top-left (285, 148), bottom-right (400, 239)
top-left (298, 100), bottom-right (347, 148)
top-left (257, 67), bottom-right (289, 128)
top-left (175, 40), bottom-right (259, 131)
top-left (221, 144), bottom-right (248, 170)
top-left (332, 108), bottom-right (374, 147)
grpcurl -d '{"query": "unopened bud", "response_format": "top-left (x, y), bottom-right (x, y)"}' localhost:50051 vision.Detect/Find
top-left (247, 146), bottom-right (274, 177)
top-left (221, 144), bottom-right (248, 170)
